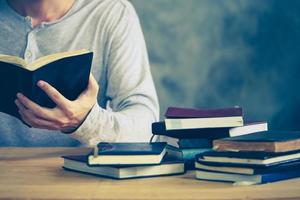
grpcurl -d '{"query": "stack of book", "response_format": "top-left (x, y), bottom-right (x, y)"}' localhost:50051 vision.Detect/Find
top-left (152, 106), bottom-right (268, 169)
top-left (195, 131), bottom-right (300, 184)
top-left (63, 142), bottom-right (185, 179)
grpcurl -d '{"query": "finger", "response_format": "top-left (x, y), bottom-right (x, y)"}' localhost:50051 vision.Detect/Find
top-left (37, 80), bottom-right (70, 107)
top-left (15, 99), bottom-right (28, 112)
top-left (18, 108), bottom-right (59, 130)
top-left (88, 74), bottom-right (99, 94)
top-left (16, 93), bottom-right (57, 121)
top-left (18, 110), bottom-right (34, 127)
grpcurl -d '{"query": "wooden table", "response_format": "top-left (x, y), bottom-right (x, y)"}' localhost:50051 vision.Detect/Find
top-left (1, 148), bottom-right (300, 200)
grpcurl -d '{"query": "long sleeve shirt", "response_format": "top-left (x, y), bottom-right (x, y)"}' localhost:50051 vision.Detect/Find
top-left (0, 0), bottom-right (159, 146)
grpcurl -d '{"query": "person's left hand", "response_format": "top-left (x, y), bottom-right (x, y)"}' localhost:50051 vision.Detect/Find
top-left (14, 74), bottom-right (99, 133)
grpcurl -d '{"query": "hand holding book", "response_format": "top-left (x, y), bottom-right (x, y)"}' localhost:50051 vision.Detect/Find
top-left (14, 73), bottom-right (99, 132)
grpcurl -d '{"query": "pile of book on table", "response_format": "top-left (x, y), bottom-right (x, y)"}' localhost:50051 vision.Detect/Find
top-left (195, 130), bottom-right (300, 185)
top-left (152, 106), bottom-right (268, 169)
top-left (62, 142), bottom-right (185, 179)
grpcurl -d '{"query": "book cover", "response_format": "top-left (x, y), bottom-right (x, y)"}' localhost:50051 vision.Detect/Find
top-left (94, 142), bottom-right (167, 155)
top-left (0, 50), bottom-right (93, 119)
top-left (213, 130), bottom-right (300, 152)
top-left (165, 106), bottom-right (243, 118)
top-left (88, 142), bottom-right (168, 165)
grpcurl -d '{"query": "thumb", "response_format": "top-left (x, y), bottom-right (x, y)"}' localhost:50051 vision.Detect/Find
top-left (87, 73), bottom-right (99, 96)
top-left (78, 74), bottom-right (99, 100)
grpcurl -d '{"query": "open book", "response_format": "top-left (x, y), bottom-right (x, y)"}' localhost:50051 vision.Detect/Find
top-left (0, 49), bottom-right (93, 120)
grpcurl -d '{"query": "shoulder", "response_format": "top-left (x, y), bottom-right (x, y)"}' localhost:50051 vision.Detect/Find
top-left (76, 0), bottom-right (139, 31)
top-left (77, 0), bottom-right (137, 18)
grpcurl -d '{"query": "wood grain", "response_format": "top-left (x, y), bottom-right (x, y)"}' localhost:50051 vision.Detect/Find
top-left (0, 148), bottom-right (300, 200)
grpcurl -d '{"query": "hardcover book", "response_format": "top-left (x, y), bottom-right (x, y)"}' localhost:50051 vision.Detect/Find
top-left (164, 117), bottom-right (243, 130)
top-left (152, 121), bottom-right (267, 139)
top-left (195, 168), bottom-right (300, 184)
top-left (165, 106), bottom-right (243, 118)
top-left (0, 49), bottom-right (93, 119)
top-left (195, 159), bottom-right (300, 175)
top-left (196, 149), bottom-right (300, 165)
top-left (213, 130), bottom-right (300, 152)
top-left (63, 152), bottom-right (185, 179)
top-left (88, 142), bottom-right (168, 165)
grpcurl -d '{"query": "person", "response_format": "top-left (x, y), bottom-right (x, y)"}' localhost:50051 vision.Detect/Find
top-left (0, 0), bottom-right (159, 146)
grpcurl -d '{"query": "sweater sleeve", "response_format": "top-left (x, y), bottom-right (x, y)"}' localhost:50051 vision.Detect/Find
top-left (69, 1), bottom-right (159, 146)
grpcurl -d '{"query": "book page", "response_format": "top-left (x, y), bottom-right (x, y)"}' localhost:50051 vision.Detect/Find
top-left (0, 49), bottom-right (90, 71)
top-left (0, 55), bottom-right (28, 68)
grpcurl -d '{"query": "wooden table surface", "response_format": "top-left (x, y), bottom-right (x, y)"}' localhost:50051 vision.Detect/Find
top-left (1, 148), bottom-right (300, 200)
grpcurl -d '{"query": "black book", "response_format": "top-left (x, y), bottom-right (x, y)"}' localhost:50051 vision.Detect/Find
top-left (0, 49), bottom-right (93, 120)
top-left (88, 142), bottom-right (168, 165)
top-left (196, 149), bottom-right (300, 165)
top-left (152, 121), bottom-right (267, 139)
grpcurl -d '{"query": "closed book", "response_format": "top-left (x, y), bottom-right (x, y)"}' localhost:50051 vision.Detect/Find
top-left (196, 149), bottom-right (300, 165)
top-left (195, 159), bottom-right (300, 175)
top-left (88, 142), bottom-right (167, 165)
top-left (165, 106), bottom-right (243, 118)
top-left (152, 121), bottom-right (267, 139)
top-left (195, 169), bottom-right (300, 184)
top-left (165, 116), bottom-right (243, 130)
top-left (213, 130), bottom-right (300, 152)
top-left (0, 49), bottom-right (92, 119)
top-left (63, 148), bottom-right (184, 179)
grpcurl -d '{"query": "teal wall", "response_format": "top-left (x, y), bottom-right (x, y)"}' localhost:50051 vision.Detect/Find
top-left (131, 0), bottom-right (300, 130)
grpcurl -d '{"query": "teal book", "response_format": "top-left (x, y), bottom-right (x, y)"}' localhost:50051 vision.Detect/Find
top-left (88, 142), bottom-right (168, 165)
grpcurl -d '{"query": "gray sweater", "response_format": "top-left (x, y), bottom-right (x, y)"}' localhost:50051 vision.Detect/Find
top-left (0, 0), bottom-right (159, 146)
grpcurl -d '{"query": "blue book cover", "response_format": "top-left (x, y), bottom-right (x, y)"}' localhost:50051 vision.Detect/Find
top-left (195, 159), bottom-right (300, 175)
top-left (196, 168), bottom-right (300, 184)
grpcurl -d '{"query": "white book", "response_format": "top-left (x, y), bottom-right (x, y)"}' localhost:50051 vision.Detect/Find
top-left (165, 116), bottom-right (243, 130)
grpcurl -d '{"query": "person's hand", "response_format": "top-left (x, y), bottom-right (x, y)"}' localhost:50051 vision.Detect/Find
top-left (14, 74), bottom-right (99, 133)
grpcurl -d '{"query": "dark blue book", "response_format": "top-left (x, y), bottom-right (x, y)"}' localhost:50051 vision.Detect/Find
top-left (88, 142), bottom-right (167, 165)
top-left (195, 168), bottom-right (300, 184)
top-left (196, 149), bottom-right (300, 165)
top-left (195, 159), bottom-right (300, 175)
top-left (0, 49), bottom-right (92, 120)
top-left (213, 130), bottom-right (300, 152)
top-left (63, 147), bottom-right (184, 179)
